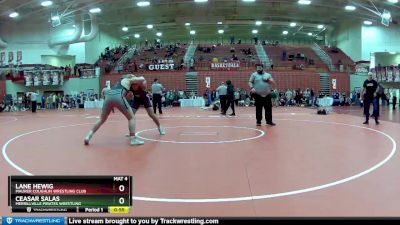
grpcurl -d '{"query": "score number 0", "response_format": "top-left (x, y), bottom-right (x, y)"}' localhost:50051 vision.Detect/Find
top-left (118, 184), bottom-right (125, 205)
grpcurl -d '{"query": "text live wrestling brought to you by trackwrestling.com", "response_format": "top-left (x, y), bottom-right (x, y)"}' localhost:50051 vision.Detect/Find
top-left (3, 217), bottom-right (400, 225)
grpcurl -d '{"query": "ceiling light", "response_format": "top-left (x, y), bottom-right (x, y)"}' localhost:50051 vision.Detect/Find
top-left (218, 29), bottom-right (224, 34)
top-left (217, 21), bottom-right (223, 24)
top-left (318, 24), bottom-right (324, 29)
top-left (255, 21), bottom-right (262, 26)
top-left (382, 11), bottom-right (392, 19)
top-left (283, 30), bottom-right (289, 35)
top-left (134, 34), bottom-right (140, 38)
top-left (388, 0), bottom-right (398, 3)
top-left (67, 31), bottom-right (74, 36)
top-left (308, 32), bottom-right (313, 36)
top-left (122, 27), bottom-right (129, 31)
top-left (290, 22), bottom-right (297, 27)
top-left (41, 1), bottom-right (53, 7)
top-left (345, 5), bottom-right (356, 11)
top-left (185, 23), bottom-right (191, 26)
top-left (252, 29), bottom-right (258, 34)
top-left (147, 24), bottom-right (153, 29)
top-left (363, 21), bottom-right (373, 25)
top-left (242, 0), bottom-right (256, 2)
top-left (89, 8), bottom-right (101, 13)
top-left (194, 0), bottom-right (208, 2)
top-left (389, 52), bottom-right (397, 54)
top-left (298, 0), bottom-right (311, 5)
top-left (190, 30), bottom-right (196, 35)
top-left (51, 15), bottom-right (60, 21)
top-left (137, 1), bottom-right (150, 7)
top-left (9, 12), bottom-right (19, 18)
top-left (156, 32), bottom-right (162, 36)
top-left (156, 39), bottom-right (160, 42)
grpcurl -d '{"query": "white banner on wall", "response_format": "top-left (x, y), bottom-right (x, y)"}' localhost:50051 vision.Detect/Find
top-left (205, 77), bottom-right (211, 88)
top-left (211, 62), bottom-right (240, 69)
top-left (332, 78), bottom-right (337, 90)
top-left (148, 64), bottom-right (175, 71)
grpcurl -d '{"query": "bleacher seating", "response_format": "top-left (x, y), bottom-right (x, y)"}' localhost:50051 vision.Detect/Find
top-left (123, 43), bottom-right (187, 73)
top-left (265, 45), bottom-right (327, 70)
top-left (195, 44), bottom-right (257, 62)
top-left (322, 46), bottom-right (355, 71)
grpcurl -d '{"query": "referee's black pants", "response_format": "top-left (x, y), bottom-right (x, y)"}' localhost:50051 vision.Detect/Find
top-left (31, 101), bottom-right (37, 113)
top-left (219, 95), bottom-right (227, 113)
top-left (254, 94), bottom-right (272, 124)
top-left (152, 94), bottom-right (162, 114)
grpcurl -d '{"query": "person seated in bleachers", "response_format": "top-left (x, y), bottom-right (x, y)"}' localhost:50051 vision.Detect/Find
top-left (285, 89), bottom-right (293, 106)
top-left (231, 54), bottom-right (238, 61)
top-left (0, 101), bottom-right (5, 113)
top-left (230, 46), bottom-right (235, 53)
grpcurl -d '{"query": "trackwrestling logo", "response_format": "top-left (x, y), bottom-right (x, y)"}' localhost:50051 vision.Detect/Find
top-left (2, 217), bottom-right (65, 225)
top-left (6, 217), bottom-right (13, 224)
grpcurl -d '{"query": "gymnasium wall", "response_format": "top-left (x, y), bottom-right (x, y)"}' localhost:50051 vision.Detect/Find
top-left (0, 79), bottom-right (5, 102)
top-left (85, 31), bottom-right (122, 64)
top-left (197, 71), bottom-right (321, 95)
top-left (375, 52), bottom-right (400, 66)
top-left (41, 55), bottom-right (76, 67)
top-left (0, 20), bottom-right (86, 64)
top-left (329, 72), bottom-right (351, 94)
top-left (5, 77), bottom-right (100, 98)
top-left (0, 21), bottom-right (121, 64)
top-left (350, 74), bottom-right (368, 92)
top-left (63, 77), bottom-right (100, 96)
top-left (101, 72), bottom-right (187, 91)
top-left (101, 71), bottom-right (350, 95)
top-left (5, 80), bottom-right (63, 98)
top-left (362, 26), bottom-right (400, 60)
top-left (332, 21), bottom-right (362, 62)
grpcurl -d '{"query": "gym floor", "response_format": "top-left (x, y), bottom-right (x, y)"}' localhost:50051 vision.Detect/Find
top-left (1, 106), bottom-right (399, 216)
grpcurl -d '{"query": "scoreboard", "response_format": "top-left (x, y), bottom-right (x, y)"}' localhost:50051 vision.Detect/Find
top-left (8, 176), bottom-right (132, 213)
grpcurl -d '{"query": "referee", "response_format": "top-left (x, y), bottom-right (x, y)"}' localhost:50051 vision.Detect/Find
top-left (249, 64), bottom-right (276, 126)
top-left (151, 78), bottom-right (164, 115)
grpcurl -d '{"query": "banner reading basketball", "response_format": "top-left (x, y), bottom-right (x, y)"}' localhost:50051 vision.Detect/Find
top-left (211, 62), bottom-right (240, 70)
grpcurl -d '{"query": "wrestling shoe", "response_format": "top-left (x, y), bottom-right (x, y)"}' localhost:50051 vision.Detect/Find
top-left (84, 131), bottom-right (93, 145)
top-left (130, 137), bottom-right (144, 145)
top-left (159, 126), bottom-right (166, 135)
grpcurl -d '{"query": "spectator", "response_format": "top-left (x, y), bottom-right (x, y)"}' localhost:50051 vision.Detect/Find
top-left (249, 64), bottom-right (276, 126)
top-left (361, 72), bottom-right (379, 124)
top-left (285, 89), bottom-right (293, 106)
top-left (224, 80), bottom-right (236, 116)
top-left (41, 94), bottom-right (46, 109)
top-left (271, 89), bottom-right (279, 107)
top-left (29, 91), bottom-right (39, 113)
top-left (234, 89), bottom-right (240, 106)
top-left (0, 101), bottom-right (5, 113)
top-left (216, 82), bottom-right (228, 115)
top-left (232, 54), bottom-right (238, 61)
top-left (151, 78), bottom-right (165, 115)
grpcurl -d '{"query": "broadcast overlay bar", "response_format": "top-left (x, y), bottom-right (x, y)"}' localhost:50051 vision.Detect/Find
top-left (8, 176), bottom-right (132, 213)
